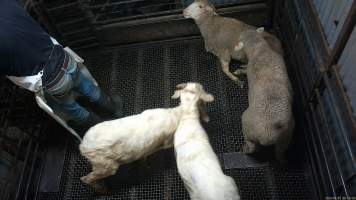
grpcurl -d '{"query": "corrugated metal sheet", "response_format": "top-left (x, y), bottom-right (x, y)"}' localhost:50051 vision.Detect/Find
top-left (312, 0), bottom-right (353, 48)
top-left (338, 26), bottom-right (356, 117)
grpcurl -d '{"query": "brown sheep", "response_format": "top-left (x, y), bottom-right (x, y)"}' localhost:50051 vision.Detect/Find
top-left (183, 0), bottom-right (283, 87)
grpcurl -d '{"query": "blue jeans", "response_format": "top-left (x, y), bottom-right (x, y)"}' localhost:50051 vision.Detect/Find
top-left (44, 53), bottom-right (101, 124)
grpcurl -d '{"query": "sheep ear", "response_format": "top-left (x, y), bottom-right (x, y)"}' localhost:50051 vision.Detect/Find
top-left (198, 101), bottom-right (210, 122)
top-left (206, 6), bottom-right (214, 12)
top-left (202, 114), bottom-right (210, 122)
top-left (201, 93), bottom-right (214, 102)
top-left (257, 27), bottom-right (264, 33)
top-left (234, 42), bottom-right (244, 51)
top-left (176, 83), bottom-right (187, 90)
top-left (171, 91), bottom-right (181, 99)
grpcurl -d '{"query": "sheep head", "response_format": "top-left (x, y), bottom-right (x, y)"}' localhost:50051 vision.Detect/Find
top-left (183, 0), bottom-right (216, 20)
top-left (171, 82), bottom-right (214, 122)
top-left (235, 27), bottom-right (266, 56)
top-left (172, 82), bottom-right (213, 102)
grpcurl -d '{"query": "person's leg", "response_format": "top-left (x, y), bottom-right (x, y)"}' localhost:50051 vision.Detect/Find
top-left (72, 63), bottom-right (123, 118)
top-left (44, 62), bottom-right (101, 135)
top-left (45, 88), bottom-right (101, 136)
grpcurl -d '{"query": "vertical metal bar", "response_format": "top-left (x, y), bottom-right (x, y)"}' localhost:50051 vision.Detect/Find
top-left (331, 65), bottom-right (356, 137)
top-left (328, 1), bottom-right (348, 47)
top-left (163, 47), bottom-right (171, 108)
top-left (110, 51), bottom-right (118, 93)
top-left (264, 167), bottom-right (278, 199)
top-left (329, 0), bottom-right (356, 66)
top-left (3, 138), bottom-right (23, 200)
top-left (315, 89), bottom-right (349, 196)
top-left (15, 140), bottom-right (33, 200)
top-left (305, 108), bottom-right (331, 194)
top-left (0, 130), bottom-right (9, 200)
top-left (308, 103), bottom-right (337, 196)
top-left (24, 143), bottom-right (39, 200)
top-left (303, 120), bottom-right (327, 198)
top-left (0, 84), bottom-right (17, 200)
top-left (34, 150), bottom-right (47, 200)
top-left (134, 49), bottom-right (144, 114)
top-left (323, 72), bottom-right (356, 163)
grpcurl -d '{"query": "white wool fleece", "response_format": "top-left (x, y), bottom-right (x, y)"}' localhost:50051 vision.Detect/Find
top-left (173, 83), bottom-right (240, 200)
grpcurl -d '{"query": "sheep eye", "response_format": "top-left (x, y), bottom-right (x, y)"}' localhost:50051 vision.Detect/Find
top-left (198, 5), bottom-right (203, 8)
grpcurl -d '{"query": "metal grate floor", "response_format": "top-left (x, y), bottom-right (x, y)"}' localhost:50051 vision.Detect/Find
top-left (38, 38), bottom-right (312, 200)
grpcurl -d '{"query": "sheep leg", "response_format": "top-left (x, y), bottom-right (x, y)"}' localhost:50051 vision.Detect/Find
top-left (198, 101), bottom-right (210, 122)
top-left (275, 132), bottom-right (292, 163)
top-left (240, 64), bottom-right (248, 68)
top-left (233, 68), bottom-right (247, 76)
top-left (81, 173), bottom-right (108, 193)
top-left (241, 110), bottom-right (256, 154)
top-left (139, 159), bottom-right (152, 175)
top-left (200, 107), bottom-right (210, 122)
top-left (220, 59), bottom-right (244, 88)
top-left (81, 161), bottom-right (119, 193)
top-left (242, 140), bottom-right (256, 154)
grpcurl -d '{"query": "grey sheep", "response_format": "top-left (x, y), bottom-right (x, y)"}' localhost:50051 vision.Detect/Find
top-left (235, 28), bottom-right (294, 162)
top-left (183, 0), bottom-right (283, 87)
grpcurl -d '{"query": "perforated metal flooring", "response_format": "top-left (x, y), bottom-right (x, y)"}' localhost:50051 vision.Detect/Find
top-left (38, 38), bottom-right (312, 200)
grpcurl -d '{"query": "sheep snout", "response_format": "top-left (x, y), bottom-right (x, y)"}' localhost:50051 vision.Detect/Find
top-left (183, 2), bottom-right (205, 19)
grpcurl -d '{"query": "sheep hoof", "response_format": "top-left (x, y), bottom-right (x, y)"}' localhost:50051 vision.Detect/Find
top-left (276, 154), bottom-right (288, 164)
top-left (233, 69), bottom-right (247, 76)
top-left (95, 185), bottom-right (109, 194)
top-left (80, 176), bottom-right (90, 185)
top-left (234, 79), bottom-right (244, 89)
top-left (242, 143), bottom-right (255, 154)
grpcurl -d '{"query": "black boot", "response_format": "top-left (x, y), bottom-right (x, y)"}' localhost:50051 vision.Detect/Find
top-left (68, 112), bottom-right (102, 137)
top-left (96, 91), bottom-right (123, 118)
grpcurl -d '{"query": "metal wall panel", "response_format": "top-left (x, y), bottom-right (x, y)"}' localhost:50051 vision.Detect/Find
top-left (338, 26), bottom-right (356, 117)
top-left (276, 0), bottom-right (356, 198)
top-left (274, 0), bottom-right (330, 107)
top-left (312, 0), bottom-right (353, 48)
top-left (0, 77), bottom-right (45, 200)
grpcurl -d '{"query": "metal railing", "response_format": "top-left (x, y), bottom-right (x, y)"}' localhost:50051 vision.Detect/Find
top-left (0, 78), bottom-right (46, 200)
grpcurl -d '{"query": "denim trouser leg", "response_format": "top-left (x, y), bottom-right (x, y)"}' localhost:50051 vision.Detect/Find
top-left (44, 55), bottom-right (101, 124)
top-left (58, 97), bottom-right (90, 123)
top-left (73, 63), bottom-right (101, 103)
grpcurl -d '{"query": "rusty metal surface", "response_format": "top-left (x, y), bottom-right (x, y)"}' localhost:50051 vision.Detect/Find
top-left (338, 26), bottom-right (356, 117)
top-left (330, 0), bottom-right (356, 66)
top-left (312, 0), bottom-right (353, 48)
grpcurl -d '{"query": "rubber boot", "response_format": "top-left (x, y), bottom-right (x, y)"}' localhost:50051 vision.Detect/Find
top-left (68, 112), bottom-right (101, 137)
top-left (95, 91), bottom-right (123, 118)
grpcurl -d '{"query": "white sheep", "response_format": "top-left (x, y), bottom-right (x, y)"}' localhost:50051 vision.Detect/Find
top-left (79, 87), bottom-right (208, 192)
top-left (172, 83), bottom-right (240, 200)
